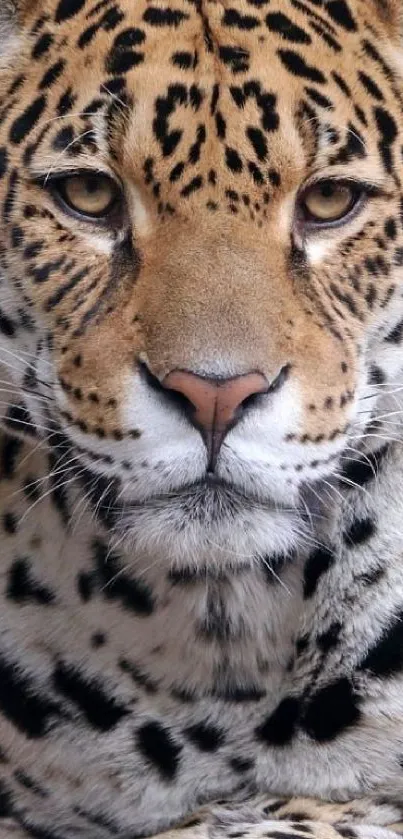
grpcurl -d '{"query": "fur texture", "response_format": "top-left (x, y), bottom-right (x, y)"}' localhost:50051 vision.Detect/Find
top-left (0, 1), bottom-right (403, 837)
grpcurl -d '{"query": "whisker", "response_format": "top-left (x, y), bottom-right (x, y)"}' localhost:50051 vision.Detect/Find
top-left (257, 555), bottom-right (292, 595)
top-left (18, 432), bottom-right (60, 468)
top-left (0, 357), bottom-right (52, 388)
top-left (340, 451), bottom-right (377, 480)
top-left (0, 343), bottom-right (53, 368)
top-left (336, 473), bottom-right (371, 498)
top-left (20, 474), bottom-right (79, 524)
top-left (100, 83), bottom-right (130, 111)
top-left (0, 385), bottom-right (52, 405)
top-left (44, 130), bottom-right (100, 184)
top-left (354, 431), bottom-right (403, 446)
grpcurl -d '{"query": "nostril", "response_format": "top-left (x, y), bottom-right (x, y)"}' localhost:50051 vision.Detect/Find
top-left (240, 390), bottom-right (265, 412)
top-left (268, 363), bottom-right (291, 395)
top-left (164, 387), bottom-right (196, 418)
top-left (240, 364), bottom-right (290, 413)
top-left (138, 361), bottom-right (196, 418)
top-left (138, 360), bottom-right (164, 394)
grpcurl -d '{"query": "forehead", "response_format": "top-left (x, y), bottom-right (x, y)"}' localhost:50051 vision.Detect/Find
top-left (68, 0), bottom-right (352, 75)
top-left (64, 0), bottom-right (349, 121)
top-left (14, 0), bottom-right (397, 191)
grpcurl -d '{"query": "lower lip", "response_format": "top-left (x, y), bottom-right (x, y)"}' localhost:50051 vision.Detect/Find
top-left (125, 477), bottom-right (290, 512)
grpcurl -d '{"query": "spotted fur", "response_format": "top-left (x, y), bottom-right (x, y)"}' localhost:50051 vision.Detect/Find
top-left (1, 0), bottom-right (403, 837)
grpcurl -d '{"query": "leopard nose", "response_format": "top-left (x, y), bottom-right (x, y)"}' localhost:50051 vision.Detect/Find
top-left (162, 370), bottom-right (270, 471)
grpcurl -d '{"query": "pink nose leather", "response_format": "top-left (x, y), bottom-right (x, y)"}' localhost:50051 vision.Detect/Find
top-left (162, 370), bottom-right (269, 469)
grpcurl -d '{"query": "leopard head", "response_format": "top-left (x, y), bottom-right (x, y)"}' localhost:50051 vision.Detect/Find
top-left (0, 0), bottom-right (403, 571)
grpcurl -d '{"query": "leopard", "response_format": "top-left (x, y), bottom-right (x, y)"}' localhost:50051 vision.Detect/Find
top-left (2, 0), bottom-right (403, 837)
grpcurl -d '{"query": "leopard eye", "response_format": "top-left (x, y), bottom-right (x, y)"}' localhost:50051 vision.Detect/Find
top-left (53, 173), bottom-right (119, 220)
top-left (301, 180), bottom-right (359, 224)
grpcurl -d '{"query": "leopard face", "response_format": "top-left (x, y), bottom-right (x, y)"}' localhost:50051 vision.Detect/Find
top-left (1, 0), bottom-right (403, 569)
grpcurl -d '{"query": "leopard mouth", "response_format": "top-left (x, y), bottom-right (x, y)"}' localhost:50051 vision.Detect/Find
top-left (48, 408), bottom-right (342, 527)
top-left (77, 463), bottom-right (299, 525)
top-left (122, 473), bottom-right (296, 513)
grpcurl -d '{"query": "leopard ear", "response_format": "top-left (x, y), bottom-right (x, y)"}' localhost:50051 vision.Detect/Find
top-left (0, 0), bottom-right (41, 24)
top-left (366, 0), bottom-right (403, 40)
top-left (0, 1), bottom-right (41, 63)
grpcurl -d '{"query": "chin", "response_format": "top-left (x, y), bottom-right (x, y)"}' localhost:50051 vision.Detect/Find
top-left (115, 481), bottom-right (307, 573)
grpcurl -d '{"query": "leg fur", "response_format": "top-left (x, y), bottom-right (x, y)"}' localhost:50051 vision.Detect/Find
top-left (152, 798), bottom-right (403, 839)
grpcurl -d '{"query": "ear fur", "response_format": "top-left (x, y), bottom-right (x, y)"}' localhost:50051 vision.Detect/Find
top-left (0, 0), bottom-right (41, 66)
top-left (366, 0), bottom-right (403, 40)
top-left (0, 2), bottom-right (18, 44)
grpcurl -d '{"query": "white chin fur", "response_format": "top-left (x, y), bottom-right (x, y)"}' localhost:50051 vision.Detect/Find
top-left (114, 488), bottom-right (306, 572)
